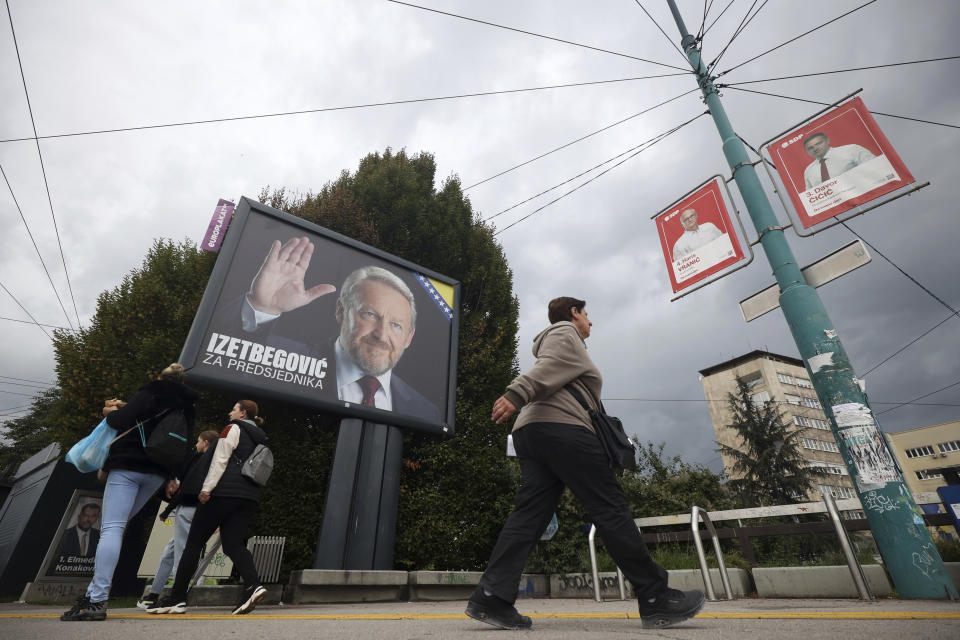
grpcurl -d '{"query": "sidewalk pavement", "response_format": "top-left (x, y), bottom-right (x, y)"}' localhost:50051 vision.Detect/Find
top-left (2, 596), bottom-right (958, 639)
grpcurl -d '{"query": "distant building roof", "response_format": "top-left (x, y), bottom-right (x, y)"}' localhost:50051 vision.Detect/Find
top-left (698, 349), bottom-right (803, 377)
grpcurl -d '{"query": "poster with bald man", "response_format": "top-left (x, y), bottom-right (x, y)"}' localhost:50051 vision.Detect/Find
top-left (765, 97), bottom-right (914, 228)
top-left (655, 178), bottom-right (744, 293)
top-left (180, 198), bottom-right (459, 435)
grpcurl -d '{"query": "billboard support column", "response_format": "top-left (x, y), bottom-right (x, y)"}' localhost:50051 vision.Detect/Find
top-left (665, 0), bottom-right (957, 599)
top-left (314, 420), bottom-right (402, 571)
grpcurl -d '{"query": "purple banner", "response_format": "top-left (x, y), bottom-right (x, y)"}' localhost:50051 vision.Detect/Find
top-left (202, 199), bottom-right (235, 252)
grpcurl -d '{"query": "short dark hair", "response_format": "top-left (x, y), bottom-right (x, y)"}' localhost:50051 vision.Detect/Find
top-left (80, 503), bottom-right (100, 514)
top-left (803, 132), bottom-right (828, 147)
top-left (198, 429), bottom-right (219, 444)
top-left (548, 297), bottom-right (586, 324)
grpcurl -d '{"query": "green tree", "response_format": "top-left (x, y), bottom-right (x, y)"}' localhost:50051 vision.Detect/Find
top-left (717, 377), bottom-right (820, 507)
top-left (0, 388), bottom-right (61, 480)
top-left (260, 148), bottom-right (521, 570)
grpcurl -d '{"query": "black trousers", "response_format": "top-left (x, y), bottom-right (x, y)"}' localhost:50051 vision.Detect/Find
top-left (480, 422), bottom-right (668, 603)
top-left (169, 497), bottom-right (259, 600)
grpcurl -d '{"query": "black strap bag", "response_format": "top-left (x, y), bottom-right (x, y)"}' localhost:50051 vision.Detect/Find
top-left (564, 383), bottom-right (638, 473)
top-left (138, 408), bottom-right (192, 471)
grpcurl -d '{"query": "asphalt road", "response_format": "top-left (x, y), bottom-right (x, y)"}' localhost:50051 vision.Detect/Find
top-left (3, 597), bottom-right (958, 639)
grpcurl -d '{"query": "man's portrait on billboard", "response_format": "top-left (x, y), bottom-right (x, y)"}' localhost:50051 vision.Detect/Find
top-left (802, 132), bottom-right (876, 189)
top-left (671, 208), bottom-right (724, 261)
top-left (44, 496), bottom-right (103, 577)
top-left (236, 237), bottom-right (441, 421)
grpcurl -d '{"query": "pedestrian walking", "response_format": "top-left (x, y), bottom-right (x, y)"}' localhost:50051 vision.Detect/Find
top-left (61, 363), bottom-right (199, 621)
top-left (466, 297), bottom-right (705, 630)
top-left (148, 400), bottom-right (270, 615)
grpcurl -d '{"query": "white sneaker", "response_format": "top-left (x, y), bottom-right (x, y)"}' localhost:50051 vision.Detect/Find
top-left (231, 585), bottom-right (267, 615)
top-left (146, 598), bottom-right (187, 614)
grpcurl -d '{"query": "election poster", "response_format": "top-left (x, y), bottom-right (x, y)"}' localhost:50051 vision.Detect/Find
top-left (40, 491), bottom-right (103, 579)
top-left (765, 97), bottom-right (915, 228)
top-left (180, 197), bottom-right (460, 436)
top-left (655, 178), bottom-right (745, 293)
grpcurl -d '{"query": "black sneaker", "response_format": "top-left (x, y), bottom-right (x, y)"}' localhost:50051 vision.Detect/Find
top-left (146, 596), bottom-right (186, 614)
top-left (60, 595), bottom-right (107, 621)
top-left (637, 588), bottom-right (705, 628)
top-left (231, 585), bottom-right (267, 615)
top-left (465, 586), bottom-right (532, 630)
top-left (136, 593), bottom-right (160, 610)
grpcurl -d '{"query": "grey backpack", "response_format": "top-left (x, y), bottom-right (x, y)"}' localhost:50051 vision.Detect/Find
top-left (241, 443), bottom-right (274, 486)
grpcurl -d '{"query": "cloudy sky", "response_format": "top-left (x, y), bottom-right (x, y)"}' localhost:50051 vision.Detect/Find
top-left (1, 0), bottom-right (958, 471)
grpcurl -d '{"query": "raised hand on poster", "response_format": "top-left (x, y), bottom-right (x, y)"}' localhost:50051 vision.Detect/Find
top-left (247, 237), bottom-right (337, 315)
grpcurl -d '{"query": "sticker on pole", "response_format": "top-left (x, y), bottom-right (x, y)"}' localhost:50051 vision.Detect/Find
top-left (654, 177), bottom-right (746, 293)
top-left (765, 97), bottom-right (914, 229)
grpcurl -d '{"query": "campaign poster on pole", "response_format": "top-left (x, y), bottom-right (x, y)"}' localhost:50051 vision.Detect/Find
top-left (765, 97), bottom-right (914, 228)
top-left (179, 197), bottom-right (460, 437)
top-left (655, 178), bottom-right (745, 293)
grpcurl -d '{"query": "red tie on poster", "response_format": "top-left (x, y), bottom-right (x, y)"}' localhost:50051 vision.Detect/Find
top-left (359, 376), bottom-right (381, 407)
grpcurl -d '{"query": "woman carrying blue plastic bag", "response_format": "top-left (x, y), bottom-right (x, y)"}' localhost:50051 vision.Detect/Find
top-left (60, 363), bottom-right (199, 622)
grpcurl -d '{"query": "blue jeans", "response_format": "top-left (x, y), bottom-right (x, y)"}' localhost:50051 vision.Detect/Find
top-left (148, 504), bottom-right (196, 594)
top-left (86, 469), bottom-right (165, 602)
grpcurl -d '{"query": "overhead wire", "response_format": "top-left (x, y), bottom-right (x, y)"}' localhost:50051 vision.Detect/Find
top-left (696, 0), bottom-right (715, 41)
top-left (632, 0), bottom-right (688, 62)
top-left (492, 111), bottom-right (709, 235)
top-left (722, 55), bottom-right (960, 86)
top-left (0, 379), bottom-right (49, 390)
top-left (1, 163), bottom-right (76, 330)
top-left (0, 374), bottom-right (55, 385)
top-left (464, 87), bottom-right (699, 190)
top-left (0, 73), bottom-right (689, 145)
top-left (707, 0), bottom-right (760, 72)
top-left (0, 281), bottom-right (51, 340)
top-left (484, 121), bottom-right (693, 221)
top-left (709, 0), bottom-right (772, 73)
top-left (701, 0), bottom-right (737, 40)
top-left (724, 86), bottom-right (960, 130)
top-left (0, 315), bottom-right (71, 330)
top-left (386, 0), bottom-right (689, 71)
top-left (876, 379), bottom-right (960, 416)
top-left (715, 0), bottom-right (879, 78)
top-left (5, 0), bottom-right (82, 330)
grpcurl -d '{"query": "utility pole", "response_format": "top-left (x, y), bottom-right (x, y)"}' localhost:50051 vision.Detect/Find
top-left (664, 0), bottom-right (957, 599)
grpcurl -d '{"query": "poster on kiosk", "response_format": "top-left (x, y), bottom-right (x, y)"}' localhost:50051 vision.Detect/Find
top-left (765, 97), bottom-right (915, 228)
top-left (655, 178), bottom-right (745, 293)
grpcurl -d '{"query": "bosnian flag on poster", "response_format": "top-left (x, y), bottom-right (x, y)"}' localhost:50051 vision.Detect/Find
top-left (655, 179), bottom-right (744, 293)
top-left (765, 97), bottom-right (914, 228)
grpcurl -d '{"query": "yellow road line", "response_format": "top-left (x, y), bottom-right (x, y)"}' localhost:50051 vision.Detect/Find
top-left (3, 611), bottom-right (959, 621)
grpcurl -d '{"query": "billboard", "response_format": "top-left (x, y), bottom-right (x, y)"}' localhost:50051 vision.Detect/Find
top-left (39, 490), bottom-right (103, 579)
top-left (765, 97), bottom-right (914, 228)
top-left (180, 197), bottom-right (460, 436)
top-left (655, 177), bottom-right (745, 293)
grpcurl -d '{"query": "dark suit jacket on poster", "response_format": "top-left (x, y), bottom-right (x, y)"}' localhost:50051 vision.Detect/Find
top-left (212, 298), bottom-right (442, 424)
top-left (58, 525), bottom-right (100, 558)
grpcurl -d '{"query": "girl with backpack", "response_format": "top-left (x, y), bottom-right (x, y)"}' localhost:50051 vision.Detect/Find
top-left (61, 363), bottom-right (199, 622)
top-left (149, 399), bottom-right (269, 615)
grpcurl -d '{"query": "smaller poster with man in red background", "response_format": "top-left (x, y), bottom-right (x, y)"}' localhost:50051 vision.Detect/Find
top-left (766, 97), bottom-right (914, 228)
top-left (655, 178), bottom-right (744, 293)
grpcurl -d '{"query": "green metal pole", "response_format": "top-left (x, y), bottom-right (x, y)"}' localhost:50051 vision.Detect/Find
top-left (665, 0), bottom-right (957, 599)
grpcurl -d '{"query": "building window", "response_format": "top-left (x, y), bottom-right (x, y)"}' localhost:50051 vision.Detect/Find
top-left (809, 461), bottom-right (846, 475)
top-left (916, 469), bottom-right (943, 481)
top-left (785, 393), bottom-right (801, 405)
top-left (802, 438), bottom-right (839, 453)
top-left (802, 396), bottom-right (822, 409)
top-left (938, 440), bottom-right (960, 453)
top-left (777, 372), bottom-right (794, 385)
top-left (795, 377), bottom-right (812, 388)
top-left (741, 370), bottom-right (764, 390)
top-left (794, 415), bottom-right (810, 427)
top-left (813, 419), bottom-right (830, 430)
top-left (820, 485), bottom-right (856, 499)
top-left (906, 445), bottom-right (936, 459)
top-left (750, 391), bottom-right (770, 407)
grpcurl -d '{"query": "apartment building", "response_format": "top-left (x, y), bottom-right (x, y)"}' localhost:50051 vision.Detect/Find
top-left (886, 419), bottom-right (960, 499)
top-left (699, 350), bottom-right (856, 502)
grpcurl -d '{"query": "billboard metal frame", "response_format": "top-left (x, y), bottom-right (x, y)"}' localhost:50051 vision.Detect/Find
top-left (652, 174), bottom-right (755, 301)
top-left (180, 196), bottom-right (460, 437)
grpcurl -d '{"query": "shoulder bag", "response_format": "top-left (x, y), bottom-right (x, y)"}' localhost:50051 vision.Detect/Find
top-left (563, 383), bottom-right (638, 473)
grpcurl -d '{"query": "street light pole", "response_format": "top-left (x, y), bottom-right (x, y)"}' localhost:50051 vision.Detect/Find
top-left (664, 0), bottom-right (957, 599)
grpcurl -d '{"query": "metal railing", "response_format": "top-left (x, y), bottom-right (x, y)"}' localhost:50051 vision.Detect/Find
top-left (822, 492), bottom-right (872, 600)
top-left (587, 524), bottom-right (627, 602)
top-left (691, 506), bottom-right (734, 601)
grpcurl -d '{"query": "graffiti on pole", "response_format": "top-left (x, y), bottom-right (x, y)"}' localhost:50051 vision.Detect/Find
top-left (832, 402), bottom-right (902, 491)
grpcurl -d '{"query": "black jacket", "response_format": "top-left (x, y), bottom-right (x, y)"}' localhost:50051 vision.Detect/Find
top-left (104, 379), bottom-right (200, 475)
top-left (161, 450), bottom-right (211, 518)
top-left (210, 419), bottom-right (269, 502)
